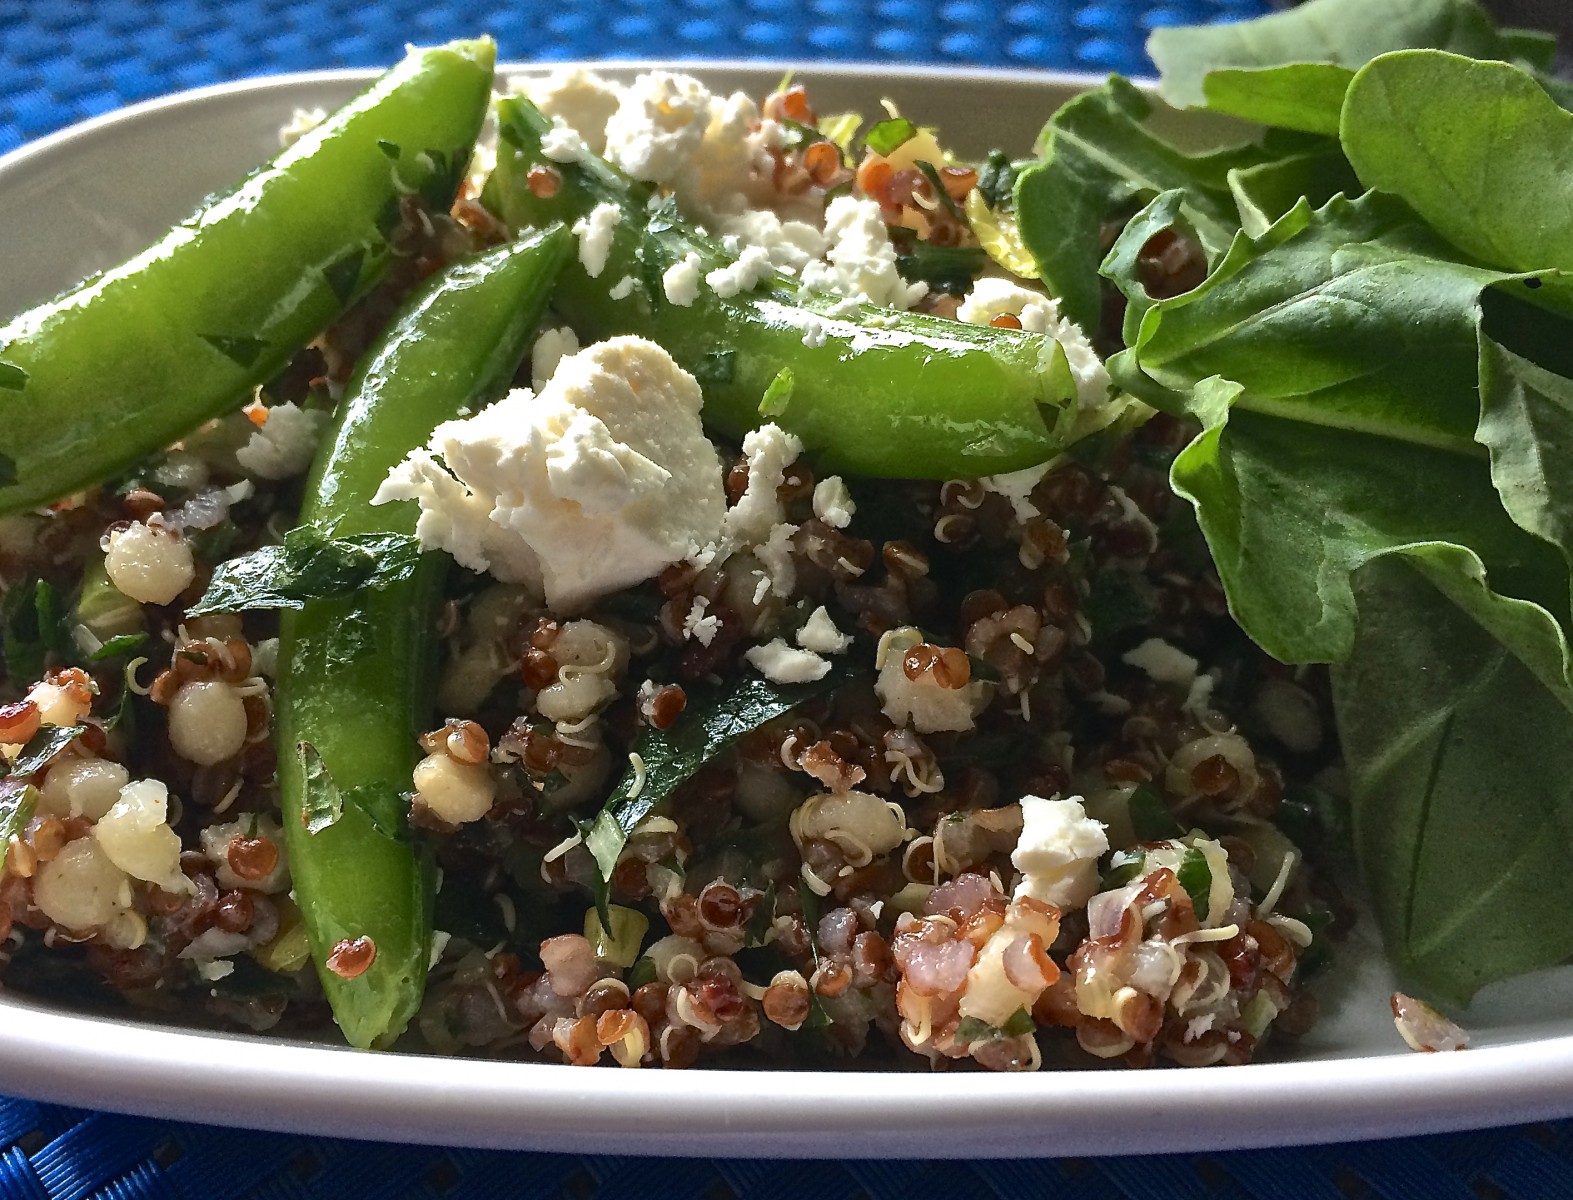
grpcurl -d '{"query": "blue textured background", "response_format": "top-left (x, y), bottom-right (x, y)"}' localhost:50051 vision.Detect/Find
top-left (4, 1), bottom-right (1573, 1197)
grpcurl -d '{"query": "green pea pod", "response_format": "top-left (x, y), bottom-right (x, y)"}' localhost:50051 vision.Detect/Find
top-left (276, 226), bottom-right (572, 1049)
top-left (482, 98), bottom-right (1103, 480)
top-left (0, 38), bottom-right (497, 516)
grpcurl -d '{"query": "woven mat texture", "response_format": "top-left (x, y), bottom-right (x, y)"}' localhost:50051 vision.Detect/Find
top-left (4, 1), bottom-right (1573, 1197)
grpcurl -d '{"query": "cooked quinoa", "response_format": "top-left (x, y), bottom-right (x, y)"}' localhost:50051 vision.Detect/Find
top-left (0, 69), bottom-right (1350, 1071)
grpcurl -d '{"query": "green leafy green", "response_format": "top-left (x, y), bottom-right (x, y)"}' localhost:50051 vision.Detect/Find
top-left (976, 150), bottom-right (1017, 210)
top-left (1149, 0), bottom-right (1529, 123)
top-left (87, 633), bottom-right (148, 662)
top-left (759, 367), bottom-right (795, 418)
top-left (1176, 847), bottom-right (1213, 921)
top-left (1341, 51), bottom-right (1573, 290)
top-left (895, 244), bottom-right (987, 295)
top-left (3, 577), bottom-right (69, 683)
top-left (1127, 784), bottom-right (1183, 842)
top-left (5, 725), bottom-right (84, 779)
top-left (580, 670), bottom-right (849, 923)
top-left (1476, 334), bottom-right (1573, 563)
top-left (1227, 147), bottom-right (1361, 238)
top-left (0, 781), bottom-right (37, 849)
top-left (296, 740), bottom-right (407, 840)
top-left (1334, 557), bottom-right (1573, 1003)
top-left (189, 526), bottom-right (423, 616)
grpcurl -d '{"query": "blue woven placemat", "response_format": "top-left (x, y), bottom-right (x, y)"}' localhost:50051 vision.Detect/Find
top-left (4, 1), bottom-right (1573, 1198)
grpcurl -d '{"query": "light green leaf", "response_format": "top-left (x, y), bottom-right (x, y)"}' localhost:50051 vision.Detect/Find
top-left (1335, 556), bottom-right (1573, 1004)
top-left (1201, 64), bottom-right (1355, 135)
top-left (1341, 51), bottom-right (1573, 277)
top-left (1227, 146), bottom-right (1361, 237)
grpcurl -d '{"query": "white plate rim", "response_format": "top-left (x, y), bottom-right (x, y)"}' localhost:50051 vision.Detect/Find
top-left (1, 63), bottom-right (1571, 1159)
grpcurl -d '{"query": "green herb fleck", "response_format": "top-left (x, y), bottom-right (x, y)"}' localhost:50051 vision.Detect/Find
top-left (323, 247), bottom-right (367, 306)
top-left (759, 367), bottom-right (795, 417)
top-left (976, 150), bottom-right (1016, 210)
top-left (865, 116), bottom-right (916, 157)
top-left (377, 139), bottom-right (401, 159)
top-left (88, 633), bottom-right (148, 662)
top-left (692, 350), bottom-right (738, 385)
top-left (1176, 847), bottom-right (1212, 921)
top-left (297, 741), bottom-right (343, 834)
top-left (0, 782), bottom-right (38, 847)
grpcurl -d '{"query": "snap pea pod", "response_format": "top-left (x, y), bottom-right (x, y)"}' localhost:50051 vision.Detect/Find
top-left (276, 226), bottom-right (572, 1049)
top-left (481, 98), bottom-right (1091, 480)
top-left (0, 38), bottom-right (496, 516)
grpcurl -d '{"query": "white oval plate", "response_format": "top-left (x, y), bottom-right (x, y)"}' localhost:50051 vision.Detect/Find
top-left (3, 65), bottom-right (1573, 1158)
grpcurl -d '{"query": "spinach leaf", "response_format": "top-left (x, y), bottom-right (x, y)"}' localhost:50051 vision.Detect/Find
top-left (1176, 847), bottom-right (1213, 921)
top-left (88, 633), bottom-right (148, 662)
top-left (1342, 52), bottom-right (1573, 290)
top-left (1013, 76), bottom-right (1263, 330)
top-left (1334, 556), bottom-right (1573, 1003)
top-left (1227, 148), bottom-right (1361, 238)
top-left (189, 526), bottom-right (423, 616)
top-left (1149, 0), bottom-right (1525, 118)
top-left (580, 669), bottom-right (849, 921)
top-left (1477, 334), bottom-right (1573, 564)
top-left (1198, 64), bottom-right (1356, 136)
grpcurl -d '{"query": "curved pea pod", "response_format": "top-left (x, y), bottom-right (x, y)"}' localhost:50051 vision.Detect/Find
top-left (276, 226), bottom-right (572, 1049)
top-left (482, 97), bottom-right (1103, 480)
top-left (0, 38), bottom-right (497, 516)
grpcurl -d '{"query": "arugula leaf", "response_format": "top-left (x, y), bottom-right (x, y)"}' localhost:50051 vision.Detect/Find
top-left (1227, 148), bottom-right (1361, 238)
top-left (0, 781), bottom-right (37, 848)
top-left (189, 526), bottom-right (423, 616)
top-left (581, 669), bottom-right (849, 922)
top-left (1013, 76), bottom-right (1267, 330)
top-left (1149, 0), bottom-right (1526, 119)
top-left (1342, 52), bottom-right (1573, 288)
top-left (1334, 556), bottom-right (1573, 1003)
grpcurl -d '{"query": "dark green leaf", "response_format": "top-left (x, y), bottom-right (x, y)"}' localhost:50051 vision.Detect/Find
top-left (1149, 0), bottom-right (1520, 113)
top-left (865, 116), bottom-right (916, 157)
top-left (1176, 847), bottom-right (1213, 921)
top-left (759, 367), bottom-right (795, 418)
top-left (5, 724), bottom-right (82, 779)
top-left (1014, 76), bottom-right (1262, 330)
top-left (1000, 1007), bottom-right (1035, 1038)
top-left (1227, 147), bottom-right (1362, 238)
top-left (1334, 556), bottom-right (1573, 1003)
top-left (1128, 784), bottom-right (1183, 841)
top-left (199, 334), bottom-right (268, 368)
top-left (1342, 52), bottom-right (1573, 289)
top-left (0, 781), bottom-right (37, 848)
top-left (626, 955), bottom-right (658, 990)
top-left (0, 360), bottom-right (27, 390)
top-left (377, 139), bottom-right (401, 159)
top-left (976, 150), bottom-right (1017, 210)
top-left (187, 527), bottom-right (423, 616)
top-left (88, 633), bottom-right (148, 662)
top-left (582, 669), bottom-right (851, 901)
top-left (297, 741), bottom-right (343, 834)
top-left (323, 247), bottom-right (367, 306)
top-left (1199, 64), bottom-right (1355, 135)
top-left (954, 1016), bottom-right (994, 1044)
top-left (964, 654), bottom-right (1002, 683)
top-left (1101, 850), bottom-right (1146, 891)
top-left (1476, 334), bottom-right (1573, 562)
top-left (914, 161), bottom-right (963, 222)
top-left (3, 576), bottom-right (66, 683)
top-left (797, 882), bottom-right (832, 1029)
top-left (744, 881), bottom-right (777, 947)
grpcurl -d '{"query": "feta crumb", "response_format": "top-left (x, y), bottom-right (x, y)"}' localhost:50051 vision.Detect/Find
top-left (1184, 672), bottom-right (1218, 719)
top-left (234, 401), bottom-right (326, 480)
top-left (980, 461), bottom-right (1052, 524)
top-left (796, 606), bottom-right (851, 655)
top-left (958, 277), bottom-right (1111, 411)
top-left (1012, 794), bottom-right (1108, 910)
top-left (797, 317), bottom-right (828, 348)
top-left (1122, 637), bottom-right (1199, 689)
top-left (874, 626), bottom-right (988, 734)
top-left (377, 337), bottom-right (725, 611)
top-left (745, 638), bottom-right (830, 684)
top-left (571, 201), bottom-right (622, 279)
top-left (278, 107), bottom-right (326, 148)
top-left (609, 275), bottom-right (637, 300)
top-left (812, 475), bottom-right (856, 529)
top-left (705, 244), bottom-right (775, 298)
top-left (604, 71), bottom-right (713, 186)
top-left (531, 325), bottom-right (580, 392)
top-left (799, 196), bottom-right (927, 310)
top-left (682, 596), bottom-right (722, 646)
top-left (722, 422), bottom-right (803, 547)
top-left (663, 251), bottom-right (703, 306)
top-left (714, 208), bottom-right (826, 274)
top-left (518, 67), bottom-right (622, 155)
top-left (541, 116), bottom-right (591, 164)
top-left (755, 520), bottom-right (799, 599)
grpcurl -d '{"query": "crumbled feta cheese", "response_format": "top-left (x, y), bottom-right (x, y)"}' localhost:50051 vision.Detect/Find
top-left (519, 67), bottom-right (622, 155)
top-left (705, 244), bottom-right (775, 298)
top-left (1184, 672), bottom-right (1218, 719)
top-left (1122, 637), bottom-right (1199, 690)
top-left (1012, 794), bottom-right (1108, 910)
top-left (796, 606), bottom-right (851, 655)
top-left (608, 275), bottom-right (637, 300)
top-left (277, 107), bottom-right (326, 148)
top-left (958, 277), bottom-right (1111, 411)
top-left (682, 596), bottom-right (721, 646)
top-left (663, 251), bottom-right (703, 306)
top-left (531, 325), bottom-right (580, 391)
top-left (812, 475), bottom-right (856, 529)
top-left (541, 116), bottom-right (591, 164)
top-left (722, 422), bottom-right (802, 547)
top-left (874, 626), bottom-right (988, 734)
top-left (234, 401), bottom-right (326, 480)
top-left (714, 209), bottom-right (826, 274)
top-left (745, 638), bottom-right (830, 684)
top-left (377, 337), bottom-right (726, 611)
top-left (799, 196), bottom-right (927, 310)
top-left (980, 461), bottom-right (1052, 524)
top-left (755, 520), bottom-right (798, 599)
top-left (604, 71), bottom-right (714, 185)
top-left (797, 316), bottom-right (828, 348)
top-left (571, 201), bottom-right (622, 279)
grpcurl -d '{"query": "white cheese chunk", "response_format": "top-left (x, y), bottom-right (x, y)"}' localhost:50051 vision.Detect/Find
top-left (812, 475), bottom-right (856, 528)
top-left (1122, 637), bottom-right (1199, 689)
top-left (799, 196), bottom-right (927, 310)
top-left (663, 251), bottom-right (703, 306)
top-left (705, 244), bottom-right (775, 298)
top-left (571, 201), bottom-right (622, 279)
top-left (519, 67), bottom-right (622, 155)
top-left (1011, 794), bottom-right (1109, 910)
top-left (234, 401), bottom-right (326, 480)
top-left (531, 325), bottom-right (580, 392)
top-left (541, 115), bottom-right (591, 164)
top-left (377, 337), bottom-right (725, 611)
top-left (745, 638), bottom-right (830, 684)
top-left (796, 606), bottom-right (851, 655)
top-left (722, 422), bottom-right (802, 547)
